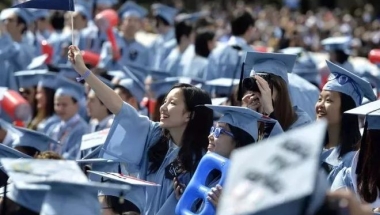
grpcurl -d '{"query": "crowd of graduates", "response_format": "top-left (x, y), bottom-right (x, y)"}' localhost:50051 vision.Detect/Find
top-left (1, 0), bottom-right (380, 214)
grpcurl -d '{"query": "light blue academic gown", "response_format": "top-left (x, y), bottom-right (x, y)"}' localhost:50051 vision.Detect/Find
top-left (47, 114), bottom-right (89, 159)
top-left (160, 44), bottom-right (191, 77)
top-left (0, 33), bottom-right (34, 90)
top-left (98, 34), bottom-right (150, 71)
top-left (206, 36), bottom-right (254, 80)
top-left (149, 29), bottom-right (176, 69)
top-left (36, 114), bottom-right (61, 133)
top-left (288, 73), bottom-right (320, 120)
top-left (321, 147), bottom-right (356, 185)
top-left (89, 115), bottom-right (114, 133)
top-left (180, 54), bottom-right (208, 80)
top-left (48, 31), bottom-right (71, 65)
top-left (98, 102), bottom-right (193, 215)
top-left (288, 106), bottom-right (312, 130)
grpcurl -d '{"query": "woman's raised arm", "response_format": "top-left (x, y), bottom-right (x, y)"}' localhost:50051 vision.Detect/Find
top-left (68, 45), bottom-right (123, 114)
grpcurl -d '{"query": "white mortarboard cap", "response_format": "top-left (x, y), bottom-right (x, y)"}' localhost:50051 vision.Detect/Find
top-left (118, 1), bottom-right (147, 19)
top-left (151, 3), bottom-right (178, 25)
top-left (245, 52), bottom-right (297, 84)
top-left (37, 72), bottom-right (60, 90)
top-left (321, 36), bottom-right (352, 55)
top-left (217, 120), bottom-right (328, 215)
top-left (345, 100), bottom-right (380, 130)
top-left (205, 105), bottom-right (283, 141)
top-left (323, 61), bottom-right (377, 106)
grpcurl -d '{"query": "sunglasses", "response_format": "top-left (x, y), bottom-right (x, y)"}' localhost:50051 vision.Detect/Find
top-left (328, 72), bottom-right (361, 101)
top-left (210, 126), bottom-right (234, 138)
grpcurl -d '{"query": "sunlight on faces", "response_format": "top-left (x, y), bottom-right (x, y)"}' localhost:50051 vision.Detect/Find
top-left (315, 90), bottom-right (342, 125)
top-left (36, 85), bottom-right (47, 110)
top-left (54, 95), bottom-right (79, 121)
top-left (159, 88), bottom-right (190, 129)
top-left (207, 122), bottom-right (236, 158)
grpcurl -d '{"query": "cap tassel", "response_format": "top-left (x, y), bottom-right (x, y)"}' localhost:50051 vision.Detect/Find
top-left (356, 120), bottom-right (368, 175)
top-left (118, 164), bottom-right (122, 175)
top-left (119, 192), bottom-right (125, 204)
top-left (237, 62), bottom-right (245, 101)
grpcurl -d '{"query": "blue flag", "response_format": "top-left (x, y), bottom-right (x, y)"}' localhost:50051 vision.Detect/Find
top-left (12, 0), bottom-right (75, 11)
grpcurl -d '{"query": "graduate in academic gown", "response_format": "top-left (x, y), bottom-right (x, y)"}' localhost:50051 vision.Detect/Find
top-left (149, 3), bottom-right (178, 69)
top-left (317, 61), bottom-right (377, 184)
top-left (241, 52), bottom-right (312, 130)
top-left (0, 8), bottom-right (36, 90)
top-left (98, 1), bottom-right (150, 71)
top-left (279, 47), bottom-right (321, 119)
top-left (0, 119), bottom-right (19, 147)
top-left (14, 72), bottom-right (59, 132)
top-left (331, 101), bottom-right (380, 212)
top-left (86, 76), bottom-right (114, 133)
top-left (205, 9), bottom-right (255, 84)
top-left (46, 77), bottom-right (89, 160)
top-left (51, 3), bottom-right (92, 65)
top-left (68, 44), bottom-right (216, 215)
top-left (160, 105), bottom-right (283, 214)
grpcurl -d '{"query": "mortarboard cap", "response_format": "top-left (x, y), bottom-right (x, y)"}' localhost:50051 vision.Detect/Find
top-left (12, 127), bottom-right (59, 152)
top-left (205, 78), bottom-right (240, 88)
top-left (0, 182), bottom-right (49, 213)
top-left (323, 60), bottom-right (377, 106)
top-left (115, 78), bottom-right (146, 103)
top-left (205, 105), bottom-right (283, 141)
top-left (279, 47), bottom-right (304, 56)
top-left (321, 36), bottom-right (352, 55)
top-left (74, 3), bottom-right (91, 20)
top-left (124, 62), bottom-right (149, 83)
top-left (151, 3), bottom-right (178, 25)
top-left (246, 52), bottom-right (297, 84)
top-left (14, 69), bottom-right (50, 89)
top-left (0, 8), bottom-right (36, 25)
top-left (292, 56), bottom-right (321, 86)
top-left (345, 100), bottom-right (380, 130)
top-left (217, 120), bottom-right (328, 215)
top-left (37, 72), bottom-right (59, 90)
top-left (0, 144), bottom-right (31, 159)
top-left (118, 1), bottom-right (147, 19)
top-left (26, 54), bottom-right (48, 70)
top-left (55, 77), bottom-right (86, 101)
top-left (96, 0), bottom-right (117, 7)
top-left (0, 158), bottom-right (130, 215)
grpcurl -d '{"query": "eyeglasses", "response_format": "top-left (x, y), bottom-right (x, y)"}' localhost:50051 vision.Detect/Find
top-left (328, 72), bottom-right (362, 101)
top-left (210, 126), bottom-right (234, 138)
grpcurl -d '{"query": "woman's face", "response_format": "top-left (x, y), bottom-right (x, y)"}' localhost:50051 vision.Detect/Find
top-left (208, 122), bottom-right (236, 158)
top-left (159, 88), bottom-right (190, 129)
top-left (35, 86), bottom-right (47, 110)
top-left (315, 90), bottom-right (342, 124)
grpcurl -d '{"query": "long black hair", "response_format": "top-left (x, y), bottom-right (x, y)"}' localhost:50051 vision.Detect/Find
top-left (148, 84), bottom-right (213, 175)
top-left (324, 93), bottom-right (360, 158)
